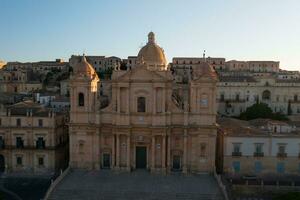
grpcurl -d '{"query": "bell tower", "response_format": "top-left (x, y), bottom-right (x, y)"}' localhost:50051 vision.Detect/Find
top-left (69, 55), bottom-right (99, 124)
top-left (189, 62), bottom-right (218, 124)
top-left (69, 55), bottom-right (100, 169)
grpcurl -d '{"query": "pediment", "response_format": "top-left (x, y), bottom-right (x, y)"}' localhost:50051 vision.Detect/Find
top-left (114, 66), bottom-right (168, 82)
top-left (192, 74), bottom-right (218, 83)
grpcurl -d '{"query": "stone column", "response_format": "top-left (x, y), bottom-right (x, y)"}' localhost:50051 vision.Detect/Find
top-left (162, 88), bottom-right (166, 112)
top-left (183, 129), bottom-right (188, 174)
top-left (133, 144), bottom-right (136, 169)
top-left (100, 132), bottom-right (104, 169)
top-left (116, 134), bottom-right (120, 169)
top-left (126, 134), bottom-right (131, 171)
top-left (127, 87), bottom-right (130, 113)
top-left (69, 131), bottom-right (74, 166)
top-left (94, 129), bottom-right (100, 170)
top-left (151, 136), bottom-right (155, 171)
top-left (162, 135), bottom-right (166, 171)
top-left (167, 134), bottom-right (171, 171)
top-left (153, 87), bottom-right (156, 114)
top-left (117, 87), bottom-right (120, 113)
top-left (112, 134), bottom-right (115, 168)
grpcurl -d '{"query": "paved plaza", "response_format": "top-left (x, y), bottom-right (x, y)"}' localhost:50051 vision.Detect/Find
top-left (0, 175), bottom-right (51, 200)
top-left (49, 170), bottom-right (224, 200)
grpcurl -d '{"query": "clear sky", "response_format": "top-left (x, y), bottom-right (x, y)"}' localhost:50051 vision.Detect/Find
top-left (0, 0), bottom-right (299, 70)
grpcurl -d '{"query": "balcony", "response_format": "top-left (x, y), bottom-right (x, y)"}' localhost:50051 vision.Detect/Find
top-left (1, 145), bottom-right (56, 150)
top-left (219, 99), bottom-right (246, 103)
top-left (232, 152), bottom-right (242, 157)
top-left (0, 124), bottom-right (53, 129)
top-left (277, 152), bottom-right (287, 158)
top-left (253, 152), bottom-right (264, 157)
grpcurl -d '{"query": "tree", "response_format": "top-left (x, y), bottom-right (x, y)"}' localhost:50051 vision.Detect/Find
top-left (43, 71), bottom-right (53, 85)
top-left (274, 192), bottom-right (300, 200)
top-left (239, 103), bottom-right (288, 121)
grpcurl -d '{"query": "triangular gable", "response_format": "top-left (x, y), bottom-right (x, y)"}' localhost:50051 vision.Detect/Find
top-left (192, 73), bottom-right (218, 83)
top-left (114, 65), bottom-right (167, 82)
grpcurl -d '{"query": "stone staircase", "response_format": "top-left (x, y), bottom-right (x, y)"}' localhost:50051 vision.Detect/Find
top-left (50, 190), bottom-right (224, 200)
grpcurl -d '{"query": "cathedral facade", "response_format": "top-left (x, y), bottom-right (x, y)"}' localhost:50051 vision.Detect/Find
top-left (69, 32), bottom-right (218, 173)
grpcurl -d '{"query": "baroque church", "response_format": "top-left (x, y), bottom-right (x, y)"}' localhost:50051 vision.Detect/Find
top-left (69, 32), bottom-right (218, 173)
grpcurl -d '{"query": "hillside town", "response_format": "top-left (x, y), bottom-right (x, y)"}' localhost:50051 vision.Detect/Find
top-left (1, 33), bottom-right (300, 200)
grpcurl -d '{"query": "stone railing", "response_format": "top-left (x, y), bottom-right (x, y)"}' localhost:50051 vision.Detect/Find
top-left (253, 152), bottom-right (264, 157)
top-left (43, 166), bottom-right (70, 200)
top-left (213, 169), bottom-right (230, 200)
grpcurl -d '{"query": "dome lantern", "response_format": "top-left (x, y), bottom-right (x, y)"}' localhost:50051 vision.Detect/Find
top-left (137, 32), bottom-right (167, 70)
top-left (148, 32), bottom-right (155, 43)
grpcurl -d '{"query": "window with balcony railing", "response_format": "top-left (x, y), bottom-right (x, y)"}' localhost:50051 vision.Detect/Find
top-left (16, 118), bottom-right (21, 127)
top-left (36, 137), bottom-right (46, 149)
top-left (254, 143), bottom-right (264, 157)
top-left (277, 145), bottom-right (287, 157)
top-left (38, 119), bottom-right (43, 127)
top-left (232, 143), bottom-right (242, 156)
top-left (16, 137), bottom-right (24, 148)
top-left (0, 136), bottom-right (4, 149)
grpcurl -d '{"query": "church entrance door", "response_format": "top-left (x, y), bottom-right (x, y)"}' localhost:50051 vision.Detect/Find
top-left (136, 146), bottom-right (147, 169)
top-left (102, 153), bottom-right (111, 169)
top-left (0, 155), bottom-right (5, 172)
top-left (172, 155), bottom-right (181, 171)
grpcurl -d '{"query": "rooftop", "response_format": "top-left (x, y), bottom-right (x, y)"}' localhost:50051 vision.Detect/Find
top-left (6, 100), bottom-right (53, 117)
top-left (217, 117), bottom-right (299, 137)
top-left (219, 76), bottom-right (257, 83)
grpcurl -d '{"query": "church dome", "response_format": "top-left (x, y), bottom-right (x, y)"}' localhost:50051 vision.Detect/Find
top-left (137, 32), bottom-right (167, 67)
top-left (74, 55), bottom-right (97, 77)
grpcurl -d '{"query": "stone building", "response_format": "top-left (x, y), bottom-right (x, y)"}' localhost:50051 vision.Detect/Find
top-left (0, 69), bottom-right (42, 93)
top-left (225, 60), bottom-right (279, 73)
top-left (172, 57), bottom-right (300, 117)
top-left (171, 57), bottom-right (225, 83)
top-left (69, 55), bottom-right (122, 72)
top-left (217, 74), bottom-right (300, 116)
top-left (69, 32), bottom-right (218, 173)
top-left (217, 117), bottom-right (300, 177)
top-left (4, 59), bottom-right (68, 74)
top-left (0, 100), bottom-right (68, 174)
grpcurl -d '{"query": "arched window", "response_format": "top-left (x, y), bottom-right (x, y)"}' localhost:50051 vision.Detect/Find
top-left (78, 93), bottom-right (84, 107)
top-left (137, 97), bottom-right (146, 112)
top-left (262, 90), bottom-right (271, 100)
